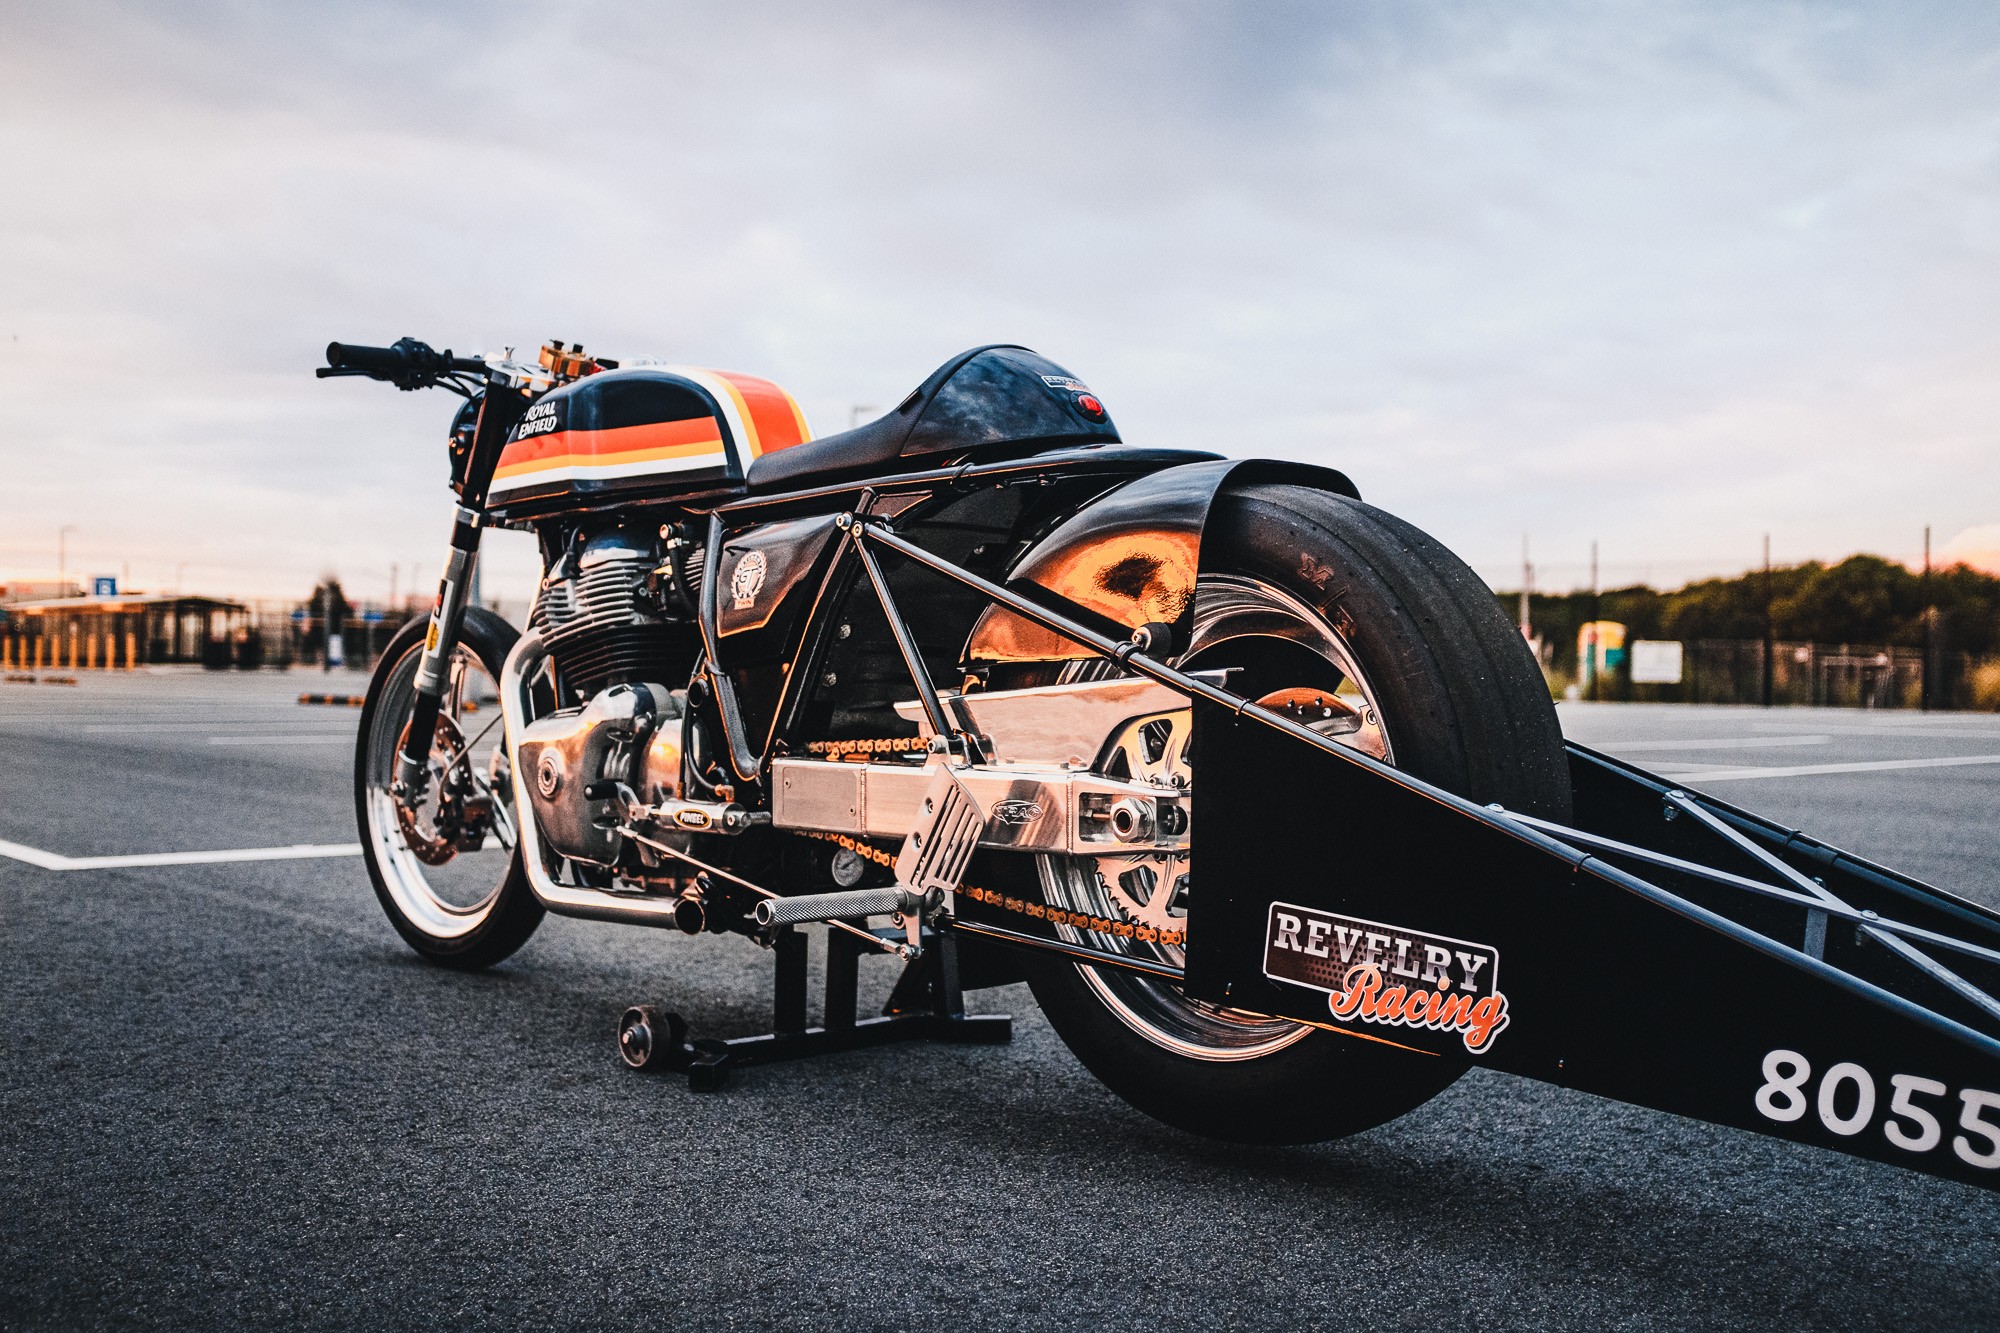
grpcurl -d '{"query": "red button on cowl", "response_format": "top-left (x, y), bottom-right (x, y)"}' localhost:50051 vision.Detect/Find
top-left (1076, 394), bottom-right (1106, 421)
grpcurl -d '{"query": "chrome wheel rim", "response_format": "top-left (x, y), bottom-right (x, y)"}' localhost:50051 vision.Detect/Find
top-left (1042, 574), bottom-right (1394, 1062)
top-left (362, 642), bottom-right (517, 939)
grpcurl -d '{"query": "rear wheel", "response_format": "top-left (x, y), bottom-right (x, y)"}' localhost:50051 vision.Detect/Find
top-left (1023, 483), bottom-right (1570, 1144)
top-left (355, 608), bottom-right (543, 969)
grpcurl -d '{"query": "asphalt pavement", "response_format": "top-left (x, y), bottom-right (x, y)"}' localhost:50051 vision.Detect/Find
top-left (4, 672), bottom-right (1999, 1329)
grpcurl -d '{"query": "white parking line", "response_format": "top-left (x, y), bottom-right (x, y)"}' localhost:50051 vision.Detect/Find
top-left (1654, 753), bottom-right (2000, 783)
top-left (0, 839), bottom-right (363, 871)
top-left (1595, 735), bottom-right (1831, 753)
top-left (207, 735), bottom-right (355, 746)
top-left (1750, 723), bottom-right (2000, 741)
top-left (81, 722), bottom-right (358, 733)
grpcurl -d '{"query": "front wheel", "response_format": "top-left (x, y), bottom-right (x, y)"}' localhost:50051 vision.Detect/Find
top-left (1024, 483), bottom-right (1572, 1144)
top-left (355, 607), bottom-right (543, 969)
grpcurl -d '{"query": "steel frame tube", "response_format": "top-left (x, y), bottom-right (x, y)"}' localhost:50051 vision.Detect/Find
top-left (855, 519), bottom-right (1584, 863)
top-left (1510, 812), bottom-right (2000, 972)
top-left (847, 522), bottom-right (956, 746)
top-left (1665, 791), bottom-right (2000, 1027)
top-left (855, 518), bottom-right (2000, 1024)
top-left (946, 917), bottom-right (1188, 981)
top-left (694, 517), bottom-right (771, 782)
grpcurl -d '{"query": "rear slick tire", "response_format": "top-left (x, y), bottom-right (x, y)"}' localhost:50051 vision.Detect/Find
top-left (1024, 482), bottom-right (1571, 1145)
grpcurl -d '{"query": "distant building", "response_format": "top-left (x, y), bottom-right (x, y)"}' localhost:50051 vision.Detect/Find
top-left (2, 594), bottom-right (254, 668)
top-left (0, 581), bottom-right (80, 605)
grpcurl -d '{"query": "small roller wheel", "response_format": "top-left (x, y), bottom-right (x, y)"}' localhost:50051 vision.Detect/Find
top-left (619, 1005), bottom-right (676, 1070)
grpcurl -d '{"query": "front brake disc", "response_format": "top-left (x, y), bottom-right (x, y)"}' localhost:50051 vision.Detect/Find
top-left (394, 712), bottom-right (470, 866)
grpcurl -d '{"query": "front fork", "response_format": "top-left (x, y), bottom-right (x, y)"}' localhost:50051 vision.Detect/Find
top-left (394, 505), bottom-right (484, 799)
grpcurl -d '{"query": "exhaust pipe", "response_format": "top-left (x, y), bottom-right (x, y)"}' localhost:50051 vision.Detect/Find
top-left (500, 631), bottom-right (691, 930)
top-left (671, 885), bottom-right (706, 934)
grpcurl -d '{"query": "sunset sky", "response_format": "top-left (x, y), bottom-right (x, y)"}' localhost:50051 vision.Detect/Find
top-left (3, 1), bottom-right (1997, 606)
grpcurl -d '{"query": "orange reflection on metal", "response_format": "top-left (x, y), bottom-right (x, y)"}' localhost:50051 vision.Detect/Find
top-left (967, 529), bottom-right (1197, 664)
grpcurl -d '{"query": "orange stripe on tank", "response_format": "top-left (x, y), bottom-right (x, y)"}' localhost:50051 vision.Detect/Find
top-left (494, 420), bottom-right (726, 478)
top-left (712, 371), bottom-right (811, 457)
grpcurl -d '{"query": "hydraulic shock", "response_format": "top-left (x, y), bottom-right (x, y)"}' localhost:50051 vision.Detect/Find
top-left (393, 368), bottom-right (527, 798)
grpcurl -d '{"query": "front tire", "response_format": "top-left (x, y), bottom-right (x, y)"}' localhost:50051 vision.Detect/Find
top-left (355, 607), bottom-right (543, 970)
top-left (1025, 483), bottom-right (1570, 1144)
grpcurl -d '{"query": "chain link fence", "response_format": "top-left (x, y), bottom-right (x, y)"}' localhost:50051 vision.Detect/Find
top-left (1586, 639), bottom-right (1998, 709)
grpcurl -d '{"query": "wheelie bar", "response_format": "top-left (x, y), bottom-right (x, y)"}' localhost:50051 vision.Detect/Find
top-left (851, 514), bottom-right (2000, 1194)
top-left (1186, 712), bottom-right (2000, 1195)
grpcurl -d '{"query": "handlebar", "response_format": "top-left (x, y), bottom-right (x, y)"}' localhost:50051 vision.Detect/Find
top-left (318, 337), bottom-right (485, 390)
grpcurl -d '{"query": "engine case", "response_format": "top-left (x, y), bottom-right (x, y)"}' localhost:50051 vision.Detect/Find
top-left (516, 682), bottom-right (682, 866)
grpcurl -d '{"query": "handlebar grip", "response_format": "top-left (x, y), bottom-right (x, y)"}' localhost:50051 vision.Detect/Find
top-left (324, 341), bottom-right (407, 375)
top-left (323, 338), bottom-right (485, 387)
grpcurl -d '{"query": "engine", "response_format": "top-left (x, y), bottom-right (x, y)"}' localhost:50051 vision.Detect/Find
top-left (530, 527), bottom-right (700, 704)
top-left (516, 525), bottom-right (701, 873)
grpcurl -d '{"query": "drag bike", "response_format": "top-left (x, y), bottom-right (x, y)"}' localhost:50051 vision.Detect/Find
top-left (320, 332), bottom-right (1576, 1128)
top-left (321, 337), bottom-right (2000, 1196)
top-left (319, 333), bottom-right (1572, 1141)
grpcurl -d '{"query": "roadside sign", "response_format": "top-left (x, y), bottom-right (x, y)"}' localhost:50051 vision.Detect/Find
top-left (361, 610), bottom-right (384, 624)
top-left (91, 577), bottom-right (116, 597)
top-left (1631, 640), bottom-right (1685, 684)
top-left (1578, 620), bottom-right (1627, 677)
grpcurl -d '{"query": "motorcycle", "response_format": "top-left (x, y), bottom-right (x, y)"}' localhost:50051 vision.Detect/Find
top-left (322, 336), bottom-right (2000, 1193)
top-left (322, 334), bottom-right (1566, 1141)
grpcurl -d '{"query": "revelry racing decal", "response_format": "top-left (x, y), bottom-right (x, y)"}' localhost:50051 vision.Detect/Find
top-left (1263, 902), bottom-right (1511, 1054)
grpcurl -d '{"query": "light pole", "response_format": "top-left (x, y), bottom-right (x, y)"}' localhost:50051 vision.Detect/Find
top-left (1518, 534), bottom-right (1532, 640)
top-left (58, 525), bottom-right (77, 592)
top-left (1587, 540), bottom-right (1600, 701)
top-left (1921, 525), bottom-right (1933, 713)
top-left (1761, 534), bottom-right (1775, 709)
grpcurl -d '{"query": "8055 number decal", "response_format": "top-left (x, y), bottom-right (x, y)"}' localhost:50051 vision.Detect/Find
top-left (1755, 1050), bottom-right (2000, 1168)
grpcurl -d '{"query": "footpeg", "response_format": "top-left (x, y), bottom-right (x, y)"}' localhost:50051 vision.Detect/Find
top-left (752, 768), bottom-right (984, 949)
top-left (753, 886), bottom-right (926, 928)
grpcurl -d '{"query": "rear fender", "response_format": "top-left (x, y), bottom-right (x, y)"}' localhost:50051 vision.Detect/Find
top-left (963, 459), bottom-right (1361, 667)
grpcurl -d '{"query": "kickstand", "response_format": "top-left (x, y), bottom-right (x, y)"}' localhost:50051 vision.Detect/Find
top-left (617, 926), bottom-right (1011, 1090)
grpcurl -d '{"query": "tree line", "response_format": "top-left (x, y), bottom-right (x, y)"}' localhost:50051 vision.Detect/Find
top-left (1500, 555), bottom-right (2000, 673)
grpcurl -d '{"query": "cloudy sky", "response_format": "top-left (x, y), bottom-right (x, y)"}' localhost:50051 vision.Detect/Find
top-left (3, 0), bottom-right (1997, 606)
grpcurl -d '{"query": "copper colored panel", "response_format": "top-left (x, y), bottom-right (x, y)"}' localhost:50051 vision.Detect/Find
top-left (967, 527), bottom-right (1198, 664)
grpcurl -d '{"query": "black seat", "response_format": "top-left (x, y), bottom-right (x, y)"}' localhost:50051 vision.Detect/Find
top-left (745, 345), bottom-right (1120, 492)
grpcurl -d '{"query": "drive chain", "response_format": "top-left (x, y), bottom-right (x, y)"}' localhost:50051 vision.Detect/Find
top-left (793, 828), bottom-right (1187, 949)
top-left (802, 737), bottom-right (927, 758)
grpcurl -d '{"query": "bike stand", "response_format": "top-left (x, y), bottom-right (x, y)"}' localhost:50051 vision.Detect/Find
top-left (616, 925), bottom-right (1012, 1090)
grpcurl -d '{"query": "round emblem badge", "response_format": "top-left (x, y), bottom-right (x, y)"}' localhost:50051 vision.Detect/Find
top-left (730, 549), bottom-right (768, 610)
